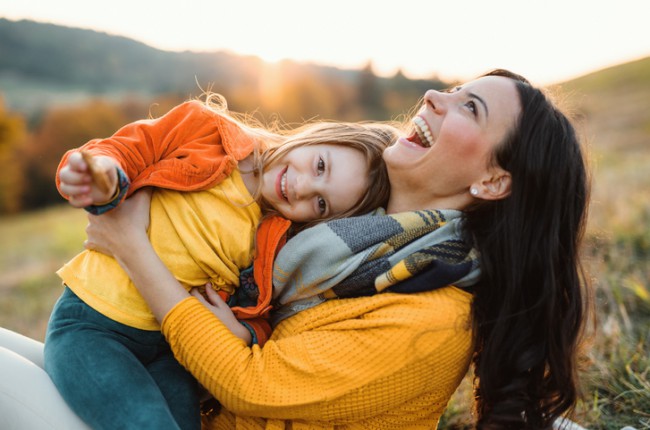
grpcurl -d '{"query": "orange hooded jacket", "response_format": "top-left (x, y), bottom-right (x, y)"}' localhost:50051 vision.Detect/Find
top-left (56, 100), bottom-right (289, 345)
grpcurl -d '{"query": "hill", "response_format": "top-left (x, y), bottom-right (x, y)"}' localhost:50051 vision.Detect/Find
top-left (0, 18), bottom-right (240, 111)
top-left (0, 18), bottom-right (442, 117)
top-left (557, 56), bottom-right (650, 253)
top-left (558, 56), bottom-right (650, 153)
top-left (0, 18), bottom-right (648, 429)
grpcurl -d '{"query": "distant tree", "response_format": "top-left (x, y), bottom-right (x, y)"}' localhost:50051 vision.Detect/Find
top-left (257, 63), bottom-right (341, 124)
top-left (21, 100), bottom-right (129, 209)
top-left (382, 69), bottom-right (447, 118)
top-left (0, 98), bottom-right (27, 213)
top-left (358, 61), bottom-right (385, 119)
top-left (280, 77), bottom-right (339, 123)
top-left (329, 77), bottom-right (365, 121)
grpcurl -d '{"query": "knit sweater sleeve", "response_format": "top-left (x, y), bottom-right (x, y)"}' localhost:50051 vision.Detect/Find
top-left (162, 287), bottom-right (473, 423)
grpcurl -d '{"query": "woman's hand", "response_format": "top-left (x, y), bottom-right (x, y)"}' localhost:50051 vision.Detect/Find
top-left (84, 188), bottom-right (152, 258)
top-left (191, 284), bottom-right (253, 345)
top-left (83, 186), bottom-right (186, 322)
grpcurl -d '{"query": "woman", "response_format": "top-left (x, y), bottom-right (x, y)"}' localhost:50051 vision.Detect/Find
top-left (0, 69), bottom-right (590, 429)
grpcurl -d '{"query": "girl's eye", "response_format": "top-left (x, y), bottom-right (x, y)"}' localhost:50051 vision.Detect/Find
top-left (317, 157), bottom-right (325, 174)
top-left (317, 197), bottom-right (327, 215)
top-left (465, 100), bottom-right (477, 116)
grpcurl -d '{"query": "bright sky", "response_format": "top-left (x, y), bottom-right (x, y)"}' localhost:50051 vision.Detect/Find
top-left (3, 0), bottom-right (649, 85)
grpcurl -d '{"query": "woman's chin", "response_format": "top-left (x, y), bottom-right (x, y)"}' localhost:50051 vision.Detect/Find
top-left (397, 136), bottom-right (429, 151)
top-left (383, 139), bottom-right (427, 170)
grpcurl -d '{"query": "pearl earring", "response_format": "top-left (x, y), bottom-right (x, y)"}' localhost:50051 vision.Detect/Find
top-left (470, 188), bottom-right (479, 196)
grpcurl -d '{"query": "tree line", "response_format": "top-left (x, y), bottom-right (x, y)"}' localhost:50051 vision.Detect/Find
top-left (0, 61), bottom-right (448, 214)
top-left (0, 19), bottom-right (453, 214)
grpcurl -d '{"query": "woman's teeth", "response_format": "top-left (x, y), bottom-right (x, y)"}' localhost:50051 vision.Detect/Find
top-left (280, 171), bottom-right (288, 200)
top-left (413, 116), bottom-right (434, 147)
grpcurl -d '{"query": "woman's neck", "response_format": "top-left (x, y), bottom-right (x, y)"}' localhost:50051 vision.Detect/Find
top-left (386, 191), bottom-right (470, 214)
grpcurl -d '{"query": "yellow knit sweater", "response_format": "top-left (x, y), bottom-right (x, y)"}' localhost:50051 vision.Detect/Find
top-left (162, 285), bottom-right (474, 429)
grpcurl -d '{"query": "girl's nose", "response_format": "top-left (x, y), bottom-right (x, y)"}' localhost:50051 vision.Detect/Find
top-left (293, 174), bottom-right (313, 200)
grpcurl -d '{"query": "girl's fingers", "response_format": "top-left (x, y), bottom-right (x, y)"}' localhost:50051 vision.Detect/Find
top-left (66, 152), bottom-right (89, 172)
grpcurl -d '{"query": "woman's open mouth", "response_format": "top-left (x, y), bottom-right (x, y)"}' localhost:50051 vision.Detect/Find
top-left (408, 116), bottom-right (435, 148)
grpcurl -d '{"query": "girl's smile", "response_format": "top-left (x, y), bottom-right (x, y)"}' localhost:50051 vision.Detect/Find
top-left (261, 144), bottom-right (370, 222)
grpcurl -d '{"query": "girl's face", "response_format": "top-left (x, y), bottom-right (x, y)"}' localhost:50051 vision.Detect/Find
top-left (383, 75), bottom-right (521, 212)
top-left (261, 144), bottom-right (369, 222)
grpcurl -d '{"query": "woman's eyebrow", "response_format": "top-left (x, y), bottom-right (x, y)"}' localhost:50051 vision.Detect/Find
top-left (469, 92), bottom-right (489, 118)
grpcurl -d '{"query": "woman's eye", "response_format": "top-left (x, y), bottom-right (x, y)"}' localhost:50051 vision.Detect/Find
top-left (317, 197), bottom-right (327, 215)
top-left (317, 157), bottom-right (325, 174)
top-left (466, 100), bottom-right (477, 116)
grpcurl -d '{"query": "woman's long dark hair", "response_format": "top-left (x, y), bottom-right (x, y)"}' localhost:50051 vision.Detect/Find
top-left (464, 70), bottom-right (590, 428)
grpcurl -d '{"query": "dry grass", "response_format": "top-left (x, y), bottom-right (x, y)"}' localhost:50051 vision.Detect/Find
top-left (1, 59), bottom-right (649, 429)
top-left (440, 60), bottom-right (650, 429)
top-left (0, 204), bottom-right (87, 340)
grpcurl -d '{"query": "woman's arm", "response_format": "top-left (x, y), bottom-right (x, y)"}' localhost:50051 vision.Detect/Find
top-left (161, 287), bottom-right (473, 422)
top-left (86, 191), bottom-right (474, 422)
top-left (84, 188), bottom-right (185, 320)
top-left (84, 189), bottom-right (252, 341)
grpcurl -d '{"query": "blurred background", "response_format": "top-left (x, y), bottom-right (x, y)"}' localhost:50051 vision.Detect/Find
top-left (1, 1), bottom-right (649, 428)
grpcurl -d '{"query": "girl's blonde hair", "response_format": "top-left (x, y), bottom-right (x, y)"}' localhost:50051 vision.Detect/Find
top-left (201, 92), bottom-right (399, 225)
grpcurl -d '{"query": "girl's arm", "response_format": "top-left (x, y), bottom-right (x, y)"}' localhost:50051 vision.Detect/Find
top-left (58, 151), bottom-right (121, 208)
top-left (58, 102), bottom-right (201, 182)
top-left (56, 101), bottom-right (232, 203)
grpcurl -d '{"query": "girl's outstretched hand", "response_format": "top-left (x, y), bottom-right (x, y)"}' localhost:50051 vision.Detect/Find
top-left (59, 152), bottom-right (120, 208)
top-left (84, 188), bottom-right (152, 258)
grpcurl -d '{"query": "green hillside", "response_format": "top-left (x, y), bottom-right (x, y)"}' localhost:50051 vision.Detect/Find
top-left (443, 61), bottom-right (650, 427)
top-left (561, 58), bottom-right (650, 427)
top-left (558, 57), bottom-right (650, 234)
top-left (0, 18), bottom-right (648, 427)
top-left (563, 56), bottom-right (650, 93)
top-left (558, 56), bottom-right (650, 152)
top-left (0, 18), bottom-right (442, 117)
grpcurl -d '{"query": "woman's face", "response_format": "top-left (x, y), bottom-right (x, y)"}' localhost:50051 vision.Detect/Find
top-left (383, 75), bottom-right (521, 212)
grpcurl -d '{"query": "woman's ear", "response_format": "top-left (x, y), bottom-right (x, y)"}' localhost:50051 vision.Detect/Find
top-left (472, 169), bottom-right (512, 201)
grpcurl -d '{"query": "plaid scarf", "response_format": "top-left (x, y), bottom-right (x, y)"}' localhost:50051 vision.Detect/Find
top-left (271, 208), bottom-right (480, 324)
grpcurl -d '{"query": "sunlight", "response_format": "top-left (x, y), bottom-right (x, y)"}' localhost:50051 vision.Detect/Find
top-left (2, 0), bottom-right (649, 85)
top-left (258, 62), bottom-right (284, 110)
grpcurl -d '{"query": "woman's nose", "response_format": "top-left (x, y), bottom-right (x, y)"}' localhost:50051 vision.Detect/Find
top-left (424, 89), bottom-right (447, 114)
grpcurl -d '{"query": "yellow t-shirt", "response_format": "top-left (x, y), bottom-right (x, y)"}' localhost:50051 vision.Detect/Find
top-left (57, 170), bottom-right (262, 330)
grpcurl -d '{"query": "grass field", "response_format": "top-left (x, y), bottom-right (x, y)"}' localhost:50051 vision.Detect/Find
top-left (0, 205), bottom-right (87, 339)
top-left (1, 59), bottom-right (649, 429)
top-left (1, 154), bottom-right (647, 429)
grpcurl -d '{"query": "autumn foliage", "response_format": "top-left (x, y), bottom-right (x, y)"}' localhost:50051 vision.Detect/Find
top-left (0, 64), bottom-right (444, 214)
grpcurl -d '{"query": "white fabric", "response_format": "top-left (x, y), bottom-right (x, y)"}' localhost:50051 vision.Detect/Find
top-left (0, 328), bottom-right (90, 430)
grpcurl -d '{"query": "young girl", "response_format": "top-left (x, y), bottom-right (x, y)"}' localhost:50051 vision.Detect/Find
top-left (44, 94), bottom-right (399, 430)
